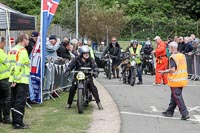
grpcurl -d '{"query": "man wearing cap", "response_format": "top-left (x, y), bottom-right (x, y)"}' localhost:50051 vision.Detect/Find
top-left (188, 38), bottom-right (200, 56)
top-left (44, 35), bottom-right (61, 99)
top-left (25, 31), bottom-right (39, 56)
top-left (151, 36), bottom-right (168, 85)
top-left (46, 35), bottom-right (61, 61)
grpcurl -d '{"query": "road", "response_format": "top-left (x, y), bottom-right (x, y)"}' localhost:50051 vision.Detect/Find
top-left (97, 73), bottom-right (200, 133)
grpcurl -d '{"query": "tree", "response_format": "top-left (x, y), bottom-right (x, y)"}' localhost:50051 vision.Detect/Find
top-left (78, 2), bottom-right (125, 43)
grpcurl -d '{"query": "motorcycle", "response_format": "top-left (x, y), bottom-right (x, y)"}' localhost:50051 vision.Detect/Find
top-left (74, 67), bottom-right (94, 114)
top-left (101, 53), bottom-right (112, 80)
top-left (142, 54), bottom-right (155, 75)
top-left (121, 52), bottom-right (136, 86)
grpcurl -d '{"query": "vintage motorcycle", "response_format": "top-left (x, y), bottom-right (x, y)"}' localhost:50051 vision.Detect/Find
top-left (121, 52), bottom-right (136, 86)
top-left (142, 54), bottom-right (155, 75)
top-left (74, 67), bottom-right (94, 114)
top-left (101, 53), bottom-right (112, 80)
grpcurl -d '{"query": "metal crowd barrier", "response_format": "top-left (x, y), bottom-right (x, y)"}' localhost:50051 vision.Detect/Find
top-left (194, 55), bottom-right (200, 80)
top-left (185, 54), bottom-right (200, 81)
top-left (43, 59), bottom-right (73, 100)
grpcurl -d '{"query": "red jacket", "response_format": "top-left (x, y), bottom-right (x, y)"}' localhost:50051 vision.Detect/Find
top-left (155, 41), bottom-right (166, 57)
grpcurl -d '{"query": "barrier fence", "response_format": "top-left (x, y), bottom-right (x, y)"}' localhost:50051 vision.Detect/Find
top-left (185, 54), bottom-right (200, 81)
top-left (42, 59), bottom-right (73, 100)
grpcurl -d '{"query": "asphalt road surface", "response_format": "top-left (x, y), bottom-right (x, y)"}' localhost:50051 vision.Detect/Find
top-left (97, 73), bottom-right (200, 133)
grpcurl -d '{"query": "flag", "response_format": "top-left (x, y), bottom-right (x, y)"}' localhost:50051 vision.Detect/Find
top-left (29, 0), bottom-right (60, 103)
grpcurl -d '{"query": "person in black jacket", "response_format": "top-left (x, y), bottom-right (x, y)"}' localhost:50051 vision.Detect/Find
top-left (102, 37), bottom-right (121, 78)
top-left (65, 45), bottom-right (103, 110)
top-left (25, 31), bottom-right (39, 56)
top-left (177, 36), bottom-right (185, 53)
top-left (183, 37), bottom-right (193, 54)
top-left (57, 37), bottom-right (71, 60)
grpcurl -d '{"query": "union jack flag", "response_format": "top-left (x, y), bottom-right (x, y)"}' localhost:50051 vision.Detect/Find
top-left (30, 0), bottom-right (60, 104)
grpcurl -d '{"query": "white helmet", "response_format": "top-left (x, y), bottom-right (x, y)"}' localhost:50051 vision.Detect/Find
top-left (145, 41), bottom-right (151, 45)
top-left (79, 45), bottom-right (90, 55)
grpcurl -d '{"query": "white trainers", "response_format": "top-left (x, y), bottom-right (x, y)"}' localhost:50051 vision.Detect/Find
top-left (153, 83), bottom-right (161, 86)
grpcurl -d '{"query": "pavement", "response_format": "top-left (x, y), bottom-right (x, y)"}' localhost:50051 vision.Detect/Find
top-left (87, 79), bottom-right (121, 133)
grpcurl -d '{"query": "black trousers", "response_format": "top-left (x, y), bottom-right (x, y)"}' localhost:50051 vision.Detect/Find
top-left (0, 78), bottom-right (11, 121)
top-left (167, 87), bottom-right (188, 117)
top-left (11, 83), bottom-right (29, 125)
top-left (68, 78), bottom-right (100, 105)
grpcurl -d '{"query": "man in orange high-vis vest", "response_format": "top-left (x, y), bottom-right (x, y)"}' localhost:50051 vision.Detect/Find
top-left (151, 36), bottom-right (168, 85)
top-left (159, 41), bottom-right (189, 120)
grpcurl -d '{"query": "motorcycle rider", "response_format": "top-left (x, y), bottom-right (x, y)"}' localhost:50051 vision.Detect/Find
top-left (128, 40), bottom-right (143, 84)
top-left (102, 37), bottom-right (121, 78)
top-left (142, 41), bottom-right (154, 72)
top-left (65, 45), bottom-right (103, 110)
top-left (143, 41), bottom-right (154, 55)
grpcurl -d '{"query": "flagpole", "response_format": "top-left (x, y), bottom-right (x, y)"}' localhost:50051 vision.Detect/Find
top-left (76, 0), bottom-right (78, 39)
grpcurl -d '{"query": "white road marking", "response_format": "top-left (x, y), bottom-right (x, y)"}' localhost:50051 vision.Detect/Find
top-left (121, 111), bottom-right (199, 123)
top-left (104, 84), bottom-right (200, 87)
top-left (150, 106), bottom-right (158, 112)
top-left (188, 106), bottom-right (200, 112)
top-left (193, 115), bottom-right (200, 123)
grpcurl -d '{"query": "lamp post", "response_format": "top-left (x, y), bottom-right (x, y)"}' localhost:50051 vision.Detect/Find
top-left (76, 0), bottom-right (79, 39)
top-left (106, 26), bottom-right (108, 46)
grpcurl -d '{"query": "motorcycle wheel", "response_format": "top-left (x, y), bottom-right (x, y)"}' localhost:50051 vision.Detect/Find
top-left (122, 72), bottom-right (126, 83)
top-left (144, 70), bottom-right (147, 75)
top-left (77, 89), bottom-right (84, 114)
top-left (108, 65), bottom-right (111, 80)
top-left (130, 68), bottom-right (136, 86)
top-left (151, 64), bottom-right (155, 75)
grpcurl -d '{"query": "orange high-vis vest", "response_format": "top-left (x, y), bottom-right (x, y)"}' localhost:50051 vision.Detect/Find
top-left (167, 53), bottom-right (188, 87)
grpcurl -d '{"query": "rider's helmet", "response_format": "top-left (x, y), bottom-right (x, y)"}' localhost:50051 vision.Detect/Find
top-left (79, 45), bottom-right (90, 58)
top-left (145, 41), bottom-right (151, 45)
top-left (130, 40), bottom-right (138, 45)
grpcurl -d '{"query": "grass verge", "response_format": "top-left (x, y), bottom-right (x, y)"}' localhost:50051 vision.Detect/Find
top-left (0, 92), bottom-right (92, 133)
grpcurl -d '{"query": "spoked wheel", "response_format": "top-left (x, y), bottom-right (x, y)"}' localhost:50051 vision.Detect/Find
top-left (77, 89), bottom-right (84, 114)
top-left (130, 68), bottom-right (136, 86)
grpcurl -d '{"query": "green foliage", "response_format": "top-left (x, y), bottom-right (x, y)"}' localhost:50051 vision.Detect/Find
top-left (0, 0), bottom-right (40, 15)
top-left (1, 0), bottom-right (200, 40)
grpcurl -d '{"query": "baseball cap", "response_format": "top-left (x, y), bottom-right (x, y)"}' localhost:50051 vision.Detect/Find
top-left (31, 31), bottom-right (39, 37)
top-left (49, 35), bottom-right (57, 41)
top-left (154, 36), bottom-right (160, 40)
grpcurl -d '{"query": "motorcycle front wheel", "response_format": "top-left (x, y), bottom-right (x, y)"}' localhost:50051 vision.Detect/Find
top-left (77, 89), bottom-right (84, 114)
top-left (130, 67), bottom-right (136, 86)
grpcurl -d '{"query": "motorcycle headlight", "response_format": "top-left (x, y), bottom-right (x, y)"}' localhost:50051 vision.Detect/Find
top-left (149, 55), bottom-right (153, 58)
top-left (76, 71), bottom-right (85, 80)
